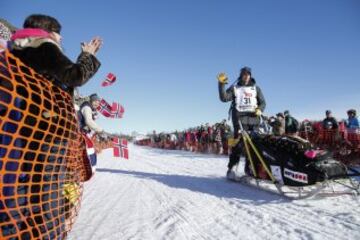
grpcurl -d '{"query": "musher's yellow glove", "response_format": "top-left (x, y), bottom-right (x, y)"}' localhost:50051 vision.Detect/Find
top-left (255, 108), bottom-right (262, 117)
top-left (217, 73), bottom-right (228, 84)
top-left (228, 137), bottom-right (240, 147)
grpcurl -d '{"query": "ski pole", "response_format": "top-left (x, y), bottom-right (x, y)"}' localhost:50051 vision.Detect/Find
top-left (243, 134), bottom-right (257, 178)
top-left (238, 119), bottom-right (257, 178)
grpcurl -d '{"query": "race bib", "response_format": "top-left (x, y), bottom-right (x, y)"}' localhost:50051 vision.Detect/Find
top-left (234, 86), bottom-right (258, 112)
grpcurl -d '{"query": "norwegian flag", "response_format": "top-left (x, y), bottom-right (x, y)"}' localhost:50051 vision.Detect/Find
top-left (97, 98), bottom-right (125, 119)
top-left (101, 73), bottom-right (117, 87)
top-left (113, 137), bottom-right (129, 159)
top-left (111, 102), bottom-right (125, 119)
top-left (97, 98), bottom-right (112, 117)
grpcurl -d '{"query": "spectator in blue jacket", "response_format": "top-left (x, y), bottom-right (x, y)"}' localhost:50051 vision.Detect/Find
top-left (346, 109), bottom-right (359, 130)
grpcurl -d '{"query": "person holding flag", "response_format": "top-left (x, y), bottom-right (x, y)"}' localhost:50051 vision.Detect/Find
top-left (79, 94), bottom-right (103, 133)
top-left (217, 66), bottom-right (266, 178)
top-left (78, 93), bottom-right (109, 171)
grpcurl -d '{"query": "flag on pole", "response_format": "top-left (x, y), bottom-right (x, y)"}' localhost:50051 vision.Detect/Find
top-left (113, 137), bottom-right (129, 159)
top-left (101, 73), bottom-right (117, 87)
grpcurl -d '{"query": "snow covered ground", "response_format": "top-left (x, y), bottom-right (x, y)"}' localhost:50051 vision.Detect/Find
top-left (68, 144), bottom-right (360, 240)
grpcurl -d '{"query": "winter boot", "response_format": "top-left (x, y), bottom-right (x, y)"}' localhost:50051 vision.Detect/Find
top-left (226, 168), bottom-right (236, 180)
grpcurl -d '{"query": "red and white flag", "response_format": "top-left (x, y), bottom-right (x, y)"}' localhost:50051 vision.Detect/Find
top-left (111, 102), bottom-right (125, 118)
top-left (97, 98), bottom-right (112, 117)
top-left (97, 98), bottom-right (125, 119)
top-left (101, 73), bottom-right (117, 87)
top-left (113, 137), bottom-right (129, 159)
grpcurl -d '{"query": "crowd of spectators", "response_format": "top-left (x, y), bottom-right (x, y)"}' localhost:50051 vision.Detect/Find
top-left (146, 120), bottom-right (232, 155)
top-left (137, 109), bottom-right (360, 157)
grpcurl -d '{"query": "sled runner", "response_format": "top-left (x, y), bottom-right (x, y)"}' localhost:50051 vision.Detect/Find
top-left (229, 118), bottom-right (360, 199)
top-left (228, 168), bottom-right (360, 200)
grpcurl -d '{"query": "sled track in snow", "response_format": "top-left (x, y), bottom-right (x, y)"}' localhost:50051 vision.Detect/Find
top-left (68, 144), bottom-right (360, 240)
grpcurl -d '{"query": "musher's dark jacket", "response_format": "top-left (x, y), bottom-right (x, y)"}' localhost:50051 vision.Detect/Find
top-left (218, 78), bottom-right (266, 137)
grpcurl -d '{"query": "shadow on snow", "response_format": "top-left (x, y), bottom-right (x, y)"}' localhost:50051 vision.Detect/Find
top-left (96, 168), bottom-right (290, 205)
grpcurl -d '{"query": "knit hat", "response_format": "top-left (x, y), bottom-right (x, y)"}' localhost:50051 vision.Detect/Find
top-left (347, 109), bottom-right (356, 116)
top-left (240, 66), bottom-right (252, 78)
top-left (89, 93), bottom-right (100, 102)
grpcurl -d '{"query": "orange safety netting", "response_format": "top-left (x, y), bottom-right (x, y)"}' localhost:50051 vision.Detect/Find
top-left (0, 49), bottom-right (92, 240)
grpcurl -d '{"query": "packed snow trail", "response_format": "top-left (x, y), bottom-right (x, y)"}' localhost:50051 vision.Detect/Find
top-left (68, 144), bottom-right (360, 240)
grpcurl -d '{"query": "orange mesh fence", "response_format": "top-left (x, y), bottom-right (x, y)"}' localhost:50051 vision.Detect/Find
top-left (0, 50), bottom-right (92, 240)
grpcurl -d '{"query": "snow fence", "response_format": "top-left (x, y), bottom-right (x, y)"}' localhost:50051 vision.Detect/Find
top-left (0, 49), bottom-right (92, 239)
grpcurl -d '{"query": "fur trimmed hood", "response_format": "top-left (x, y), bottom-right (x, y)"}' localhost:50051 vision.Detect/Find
top-left (11, 28), bottom-right (62, 51)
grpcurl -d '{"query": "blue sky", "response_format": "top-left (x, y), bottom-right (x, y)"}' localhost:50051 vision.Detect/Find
top-left (2, 0), bottom-right (360, 134)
